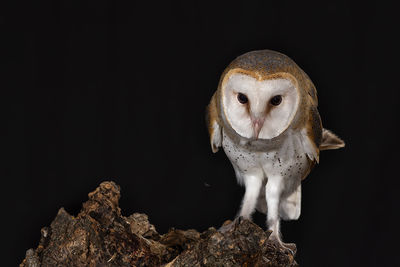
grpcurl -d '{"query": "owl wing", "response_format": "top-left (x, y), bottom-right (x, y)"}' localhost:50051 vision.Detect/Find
top-left (303, 71), bottom-right (319, 105)
top-left (206, 92), bottom-right (222, 153)
top-left (302, 104), bottom-right (323, 167)
top-left (302, 96), bottom-right (345, 179)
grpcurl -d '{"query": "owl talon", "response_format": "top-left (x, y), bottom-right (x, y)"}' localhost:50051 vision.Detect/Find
top-left (268, 236), bottom-right (297, 256)
top-left (282, 242), bottom-right (297, 255)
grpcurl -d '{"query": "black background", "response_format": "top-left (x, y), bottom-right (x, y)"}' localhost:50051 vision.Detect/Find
top-left (2, 1), bottom-right (400, 266)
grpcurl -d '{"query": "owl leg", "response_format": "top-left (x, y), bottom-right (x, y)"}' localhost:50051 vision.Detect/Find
top-left (238, 173), bottom-right (263, 220)
top-left (218, 171), bottom-right (263, 234)
top-left (265, 175), bottom-right (282, 238)
top-left (265, 175), bottom-right (297, 255)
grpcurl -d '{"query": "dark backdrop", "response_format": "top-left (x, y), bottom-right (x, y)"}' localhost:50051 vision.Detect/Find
top-left (2, 1), bottom-right (400, 266)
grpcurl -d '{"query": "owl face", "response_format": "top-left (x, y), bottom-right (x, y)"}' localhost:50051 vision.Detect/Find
top-left (221, 70), bottom-right (300, 140)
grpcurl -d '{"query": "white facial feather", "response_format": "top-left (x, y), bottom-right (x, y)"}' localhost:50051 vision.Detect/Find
top-left (222, 73), bottom-right (300, 140)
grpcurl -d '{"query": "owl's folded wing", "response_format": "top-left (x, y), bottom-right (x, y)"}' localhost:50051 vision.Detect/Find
top-left (303, 105), bottom-right (323, 164)
top-left (303, 104), bottom-right (345, 164)
top-left (206, 93), bottom-right (222, 153)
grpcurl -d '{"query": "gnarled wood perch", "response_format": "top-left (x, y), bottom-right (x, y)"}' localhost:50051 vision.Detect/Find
top-left (20, 181), bottom-right (297, 267)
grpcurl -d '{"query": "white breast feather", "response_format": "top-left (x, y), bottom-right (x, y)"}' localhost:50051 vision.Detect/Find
top-left (221, 128), bottom-right (313, 220)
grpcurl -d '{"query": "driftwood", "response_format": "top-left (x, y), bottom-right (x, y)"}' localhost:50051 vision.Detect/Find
top-left (20, 181), bottom-right (298, 267)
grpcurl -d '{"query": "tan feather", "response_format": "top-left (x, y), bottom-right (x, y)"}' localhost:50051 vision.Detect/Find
top-left (320, 128), bottom-right (345, 150)
top-left (206, 93), bottom-right (222, 153)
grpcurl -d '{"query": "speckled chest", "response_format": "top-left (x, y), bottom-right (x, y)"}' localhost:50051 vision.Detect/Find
top-left (221, 129), bottom-right (311, 181)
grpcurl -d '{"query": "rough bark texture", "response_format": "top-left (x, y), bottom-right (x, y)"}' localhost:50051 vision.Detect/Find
top-left (20, 181), bottom-right (298, 267)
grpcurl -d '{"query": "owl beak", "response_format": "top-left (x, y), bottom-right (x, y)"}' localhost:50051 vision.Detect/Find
top-left (251, 117), bottom-right (264, 139)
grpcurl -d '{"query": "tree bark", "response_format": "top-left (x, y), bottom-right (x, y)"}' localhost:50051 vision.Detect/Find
top-left (20, 181), bottom-right (298, 267)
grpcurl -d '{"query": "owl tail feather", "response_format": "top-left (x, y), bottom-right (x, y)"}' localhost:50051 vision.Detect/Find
top-left (319, 128), bottom-right (345, 151)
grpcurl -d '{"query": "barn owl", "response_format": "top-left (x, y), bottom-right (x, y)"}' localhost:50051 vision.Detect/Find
top-left (207, 50), bottom-right (344, 253)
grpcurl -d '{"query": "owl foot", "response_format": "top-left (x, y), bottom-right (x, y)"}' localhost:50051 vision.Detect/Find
top-left (218, 216), bottom-right (244, 233)
top-left (268, 235), bottom-right (297, 256)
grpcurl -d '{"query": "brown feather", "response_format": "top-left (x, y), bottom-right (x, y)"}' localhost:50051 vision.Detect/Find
top-left (302, 159), bottom-right (316, 181)
top-left (206, 92), bottom-right (221, 152)
top-left (320, 128), bottom-right (345, 150)
top-left (306, 105), bottom-right (323, 155)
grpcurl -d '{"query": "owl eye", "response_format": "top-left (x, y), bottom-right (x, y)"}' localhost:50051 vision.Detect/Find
top-left (270, 95), bottom-right (282, 106)
top-left (237, 93), bottom-right (248, 104)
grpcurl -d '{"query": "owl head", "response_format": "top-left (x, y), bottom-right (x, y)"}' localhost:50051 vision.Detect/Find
top-left (217, 50), bottom-right (315, 140)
